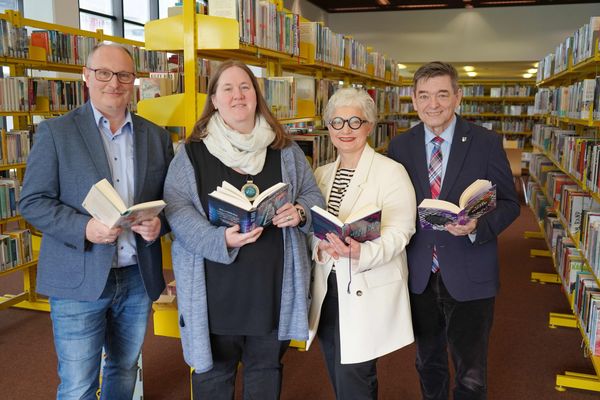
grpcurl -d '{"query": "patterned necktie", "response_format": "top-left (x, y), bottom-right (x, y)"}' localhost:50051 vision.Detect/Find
top-left (429, 136), bottom-right (444, 273)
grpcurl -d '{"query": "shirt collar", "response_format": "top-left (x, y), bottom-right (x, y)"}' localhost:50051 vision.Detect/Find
top-left (90, 101), bottom-right (133, 133)
top-left (424, 114), bottom-right (457, 146)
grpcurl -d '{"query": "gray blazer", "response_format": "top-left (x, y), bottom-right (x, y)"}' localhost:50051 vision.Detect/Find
top-left (19, 102), bottom-right (174, 301)
top-left (164, 142), bottom-right (324, 372)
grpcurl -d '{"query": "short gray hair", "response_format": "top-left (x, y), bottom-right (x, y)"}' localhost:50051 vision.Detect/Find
top-left (323, 87), bottom-right (377, 126)
top-left (86, 42), bottom-right (135, 71)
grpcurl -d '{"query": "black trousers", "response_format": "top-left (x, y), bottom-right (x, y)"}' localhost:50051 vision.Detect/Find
top-left (410, 272), bottom-right (495, 400)
top-left (317, 272), bottom-right (378, 400)
top-left (191, 331), bottom-right (290, 400)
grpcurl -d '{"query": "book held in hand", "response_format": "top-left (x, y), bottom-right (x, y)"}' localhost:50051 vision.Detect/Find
top-left (418, 179), bottom-right (497, 231)
top-left (311, 204), bottom-right (382, 243)
top-left (82, 179), bottom-right (166, 229)
top-left (208, 181), bottom-right (289, 233)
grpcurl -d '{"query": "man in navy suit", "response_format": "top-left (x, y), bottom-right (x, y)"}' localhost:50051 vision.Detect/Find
top-left (388, 62), bottom-right (519, 400)
top-left (19, 43), bottom-right (173, 399)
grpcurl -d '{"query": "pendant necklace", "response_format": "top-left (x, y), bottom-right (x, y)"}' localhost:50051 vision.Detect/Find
top-left (241, 175), bottom-right (260, 201)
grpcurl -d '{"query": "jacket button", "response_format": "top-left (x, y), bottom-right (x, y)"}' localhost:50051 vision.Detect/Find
top-left (356, 290), bottom-right (363, 296)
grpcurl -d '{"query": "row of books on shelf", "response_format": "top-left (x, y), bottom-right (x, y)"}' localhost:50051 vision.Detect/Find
top-left (0, 16), bottom-right (168, 73)
top-left (459, 103), bottom-right (535, 116)
top-left (531, 124), bottom-right (600, 193)
top-left (459, 84), bottom-right (535, 97)
top-left (289, 130), bottom-right (336, 170)
top-left (1, 129), bottom-right (31, 165)
top-left (469, 119), bottom-right (534, 135)
top-left (528, 153), bottom-right (599, 240)
top-left (538, 16), bottom-right (600, 81)
top-left (207, 0), bottom-right (300, 57)
top-left (299, 21), bottom-right (400, 81)
top-left (534, 78), bottom-right (600, 120)
top-left (0, 77), bottom-right (86, 113)
top-left (0, 228), bottom-right (33, 272)
top-left (0, 177), bottom-right (19, 219)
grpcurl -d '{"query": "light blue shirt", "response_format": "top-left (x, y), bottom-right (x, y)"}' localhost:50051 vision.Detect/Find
top-left (91, 103), bottom-right (137, 267)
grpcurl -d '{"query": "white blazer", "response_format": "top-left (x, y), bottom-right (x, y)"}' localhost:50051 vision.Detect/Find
top-left (306, 145), bottom-right (416, 364)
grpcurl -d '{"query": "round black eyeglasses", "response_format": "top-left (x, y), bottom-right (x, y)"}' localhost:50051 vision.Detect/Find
top-left (88, 68), bottom-right (136, 84)
top-left (329, 116), bottom-right (369, 130)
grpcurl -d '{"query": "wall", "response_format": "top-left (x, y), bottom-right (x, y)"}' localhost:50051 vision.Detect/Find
top-left (325, 3), bottom-right (600, 63)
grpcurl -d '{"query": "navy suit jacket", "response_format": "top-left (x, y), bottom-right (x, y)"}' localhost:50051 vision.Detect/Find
top-left (388, 115), bottom-right (519, 301)
top-left (19, 102), bottom-right (174, 301)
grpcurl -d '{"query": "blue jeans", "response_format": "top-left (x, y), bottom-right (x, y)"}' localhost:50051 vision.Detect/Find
top-left (49, 265), bottom-right (151, 400)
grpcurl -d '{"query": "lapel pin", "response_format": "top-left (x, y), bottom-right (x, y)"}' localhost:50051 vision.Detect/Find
top-left (462, 137), bottom-right (467, 142)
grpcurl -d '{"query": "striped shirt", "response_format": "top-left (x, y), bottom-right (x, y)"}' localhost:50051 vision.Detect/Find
top-left (328, 168), bottom-right (355, 216)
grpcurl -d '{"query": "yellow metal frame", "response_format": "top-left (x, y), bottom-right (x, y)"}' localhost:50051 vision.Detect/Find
top-left (530, 272), bottom-right (560, 284)
top-left (530, 249), bottom-right (551, 258)
top-left (548, 312), bottom-right (576, 329)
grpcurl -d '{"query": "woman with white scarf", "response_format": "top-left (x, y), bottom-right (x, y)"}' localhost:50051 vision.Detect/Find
top-left (163, 60), bottom-right (324, 400)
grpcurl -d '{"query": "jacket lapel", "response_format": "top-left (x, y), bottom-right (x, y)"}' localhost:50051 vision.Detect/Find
top-left (337, 145), bottom-right (375, 221)
top-left (440, 116), bottom-right (472, 199)
top-left (409, 125), bottom-right (431, 200)
top-left (132, 115), bottom-right (148, 203)
top-left (75, 102), bottom-right (112, 182)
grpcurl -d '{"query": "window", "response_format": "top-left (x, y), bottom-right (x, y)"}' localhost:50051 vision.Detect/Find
top-left (79, 0), bottom-right (158, 40)
top-left (158, 0), bottom-right (179, 19)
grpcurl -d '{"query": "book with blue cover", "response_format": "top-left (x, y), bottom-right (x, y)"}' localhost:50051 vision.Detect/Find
top-left (310, 204), bottom-right (381, 243)
top-left (418, 179), bottom-right (497, 231)
top-left (208, 181), bottom-right (289, 233)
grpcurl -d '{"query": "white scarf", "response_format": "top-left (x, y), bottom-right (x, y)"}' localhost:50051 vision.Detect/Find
top-left (203, 113), bottom-right (276, 176)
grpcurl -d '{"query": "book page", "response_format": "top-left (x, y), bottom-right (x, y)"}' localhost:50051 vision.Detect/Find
top-left (346, 204), bottom-right (381, 225)
top-left (458, 179), bottom-right (492, 209)
top-left (94, 179), bottom-right (127, 212)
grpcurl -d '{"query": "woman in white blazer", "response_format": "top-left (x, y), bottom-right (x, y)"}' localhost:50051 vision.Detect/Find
top-left (306, 87), bottom-right (417, 399)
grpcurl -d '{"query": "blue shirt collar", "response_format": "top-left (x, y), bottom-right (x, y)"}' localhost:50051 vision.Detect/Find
top-left (424, 114), bottom-right (457, 146)
top-left (90, 101), bottom-right (133, 133)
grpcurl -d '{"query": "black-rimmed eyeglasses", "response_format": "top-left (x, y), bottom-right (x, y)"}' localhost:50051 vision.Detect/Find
top-left (88, 68), bottom-right (136, 84)
top-left (328, 116), bottom-right (369, 130)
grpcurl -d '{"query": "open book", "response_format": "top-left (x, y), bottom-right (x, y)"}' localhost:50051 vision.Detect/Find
top-left (311, 204), bottom-right (381, 243)
top-left (82, 179), bottom-right (166, 229)
top-left (208, 181), bottom-right (289, 233)
top-left (418, 179), bottom-right (497, 230)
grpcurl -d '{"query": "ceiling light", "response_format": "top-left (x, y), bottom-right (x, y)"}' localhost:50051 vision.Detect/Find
top-left (467, 71), bottom-right (477, 77)
top-left (397, 63), bottom-right (407, 69)
top-left (376, 0), bottom-right (391, 5)
top-left (527, 68), bottom-right (537, 74)
top-left (463, 66), bottom-right (475, 72)
top-left (522, 73), bottom-right (533, 78)
top-left (533, 62), bottom-right (539, 67)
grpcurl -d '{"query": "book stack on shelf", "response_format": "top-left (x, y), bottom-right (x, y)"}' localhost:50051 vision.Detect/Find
top-left (0, 228), bottom-right (33, 273)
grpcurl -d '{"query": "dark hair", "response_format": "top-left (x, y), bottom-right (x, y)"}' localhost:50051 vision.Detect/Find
top-left (187, 59), bottom-right (290, 149)
top-left (412, 61), bottom-right (459, 93)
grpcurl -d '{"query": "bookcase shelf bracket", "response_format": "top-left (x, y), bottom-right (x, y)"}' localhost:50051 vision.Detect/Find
top-left (555, 371), bottom-right (600, 393)
top-left (548, 312), bottom-right (577, 328)
top-left (530, 272), bottom-right (560, 284)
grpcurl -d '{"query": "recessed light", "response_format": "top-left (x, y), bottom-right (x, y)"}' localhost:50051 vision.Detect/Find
top-left (463, 66), bottom-right (475, 72)
top-left (467, 71), bottom-right (477, 77)
top-left (397, 63), bottom-right (407, 69)
top-left (527, 68), bottom-right (537, 74)
top-left (523, 73), bottom-right (533, 78)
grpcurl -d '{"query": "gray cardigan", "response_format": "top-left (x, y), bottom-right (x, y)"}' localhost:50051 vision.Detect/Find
top-left (164, 142), bottom-right (325, 372)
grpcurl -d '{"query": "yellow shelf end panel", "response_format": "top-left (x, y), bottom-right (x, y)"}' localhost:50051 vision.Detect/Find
top-left (144, 14), bottom-right (239, 51)
top-left (137, 93), bottom-right (207, 127)
top-left (152, 303), bottom-right (180, 338)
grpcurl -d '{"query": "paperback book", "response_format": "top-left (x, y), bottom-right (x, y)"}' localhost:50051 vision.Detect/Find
top-left (208, 181), bottom-right (289, 233)
top-left (82, 179), bottom-right (166, 229)
top-left (311, 204), bottom-right (381, 243)
top-left (418, 179), bottom-right (497, 231)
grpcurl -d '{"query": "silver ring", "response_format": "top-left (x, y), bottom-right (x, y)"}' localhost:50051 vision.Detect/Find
top-left (287, 215), bottom-right (293, 221)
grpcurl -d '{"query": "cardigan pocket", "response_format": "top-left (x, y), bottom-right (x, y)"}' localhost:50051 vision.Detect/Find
top-left (363, 264), bottom-right (402, 289)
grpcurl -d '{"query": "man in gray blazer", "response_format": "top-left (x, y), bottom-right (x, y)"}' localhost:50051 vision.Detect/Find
top-left (19, 43), bottom-right (173, 400)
